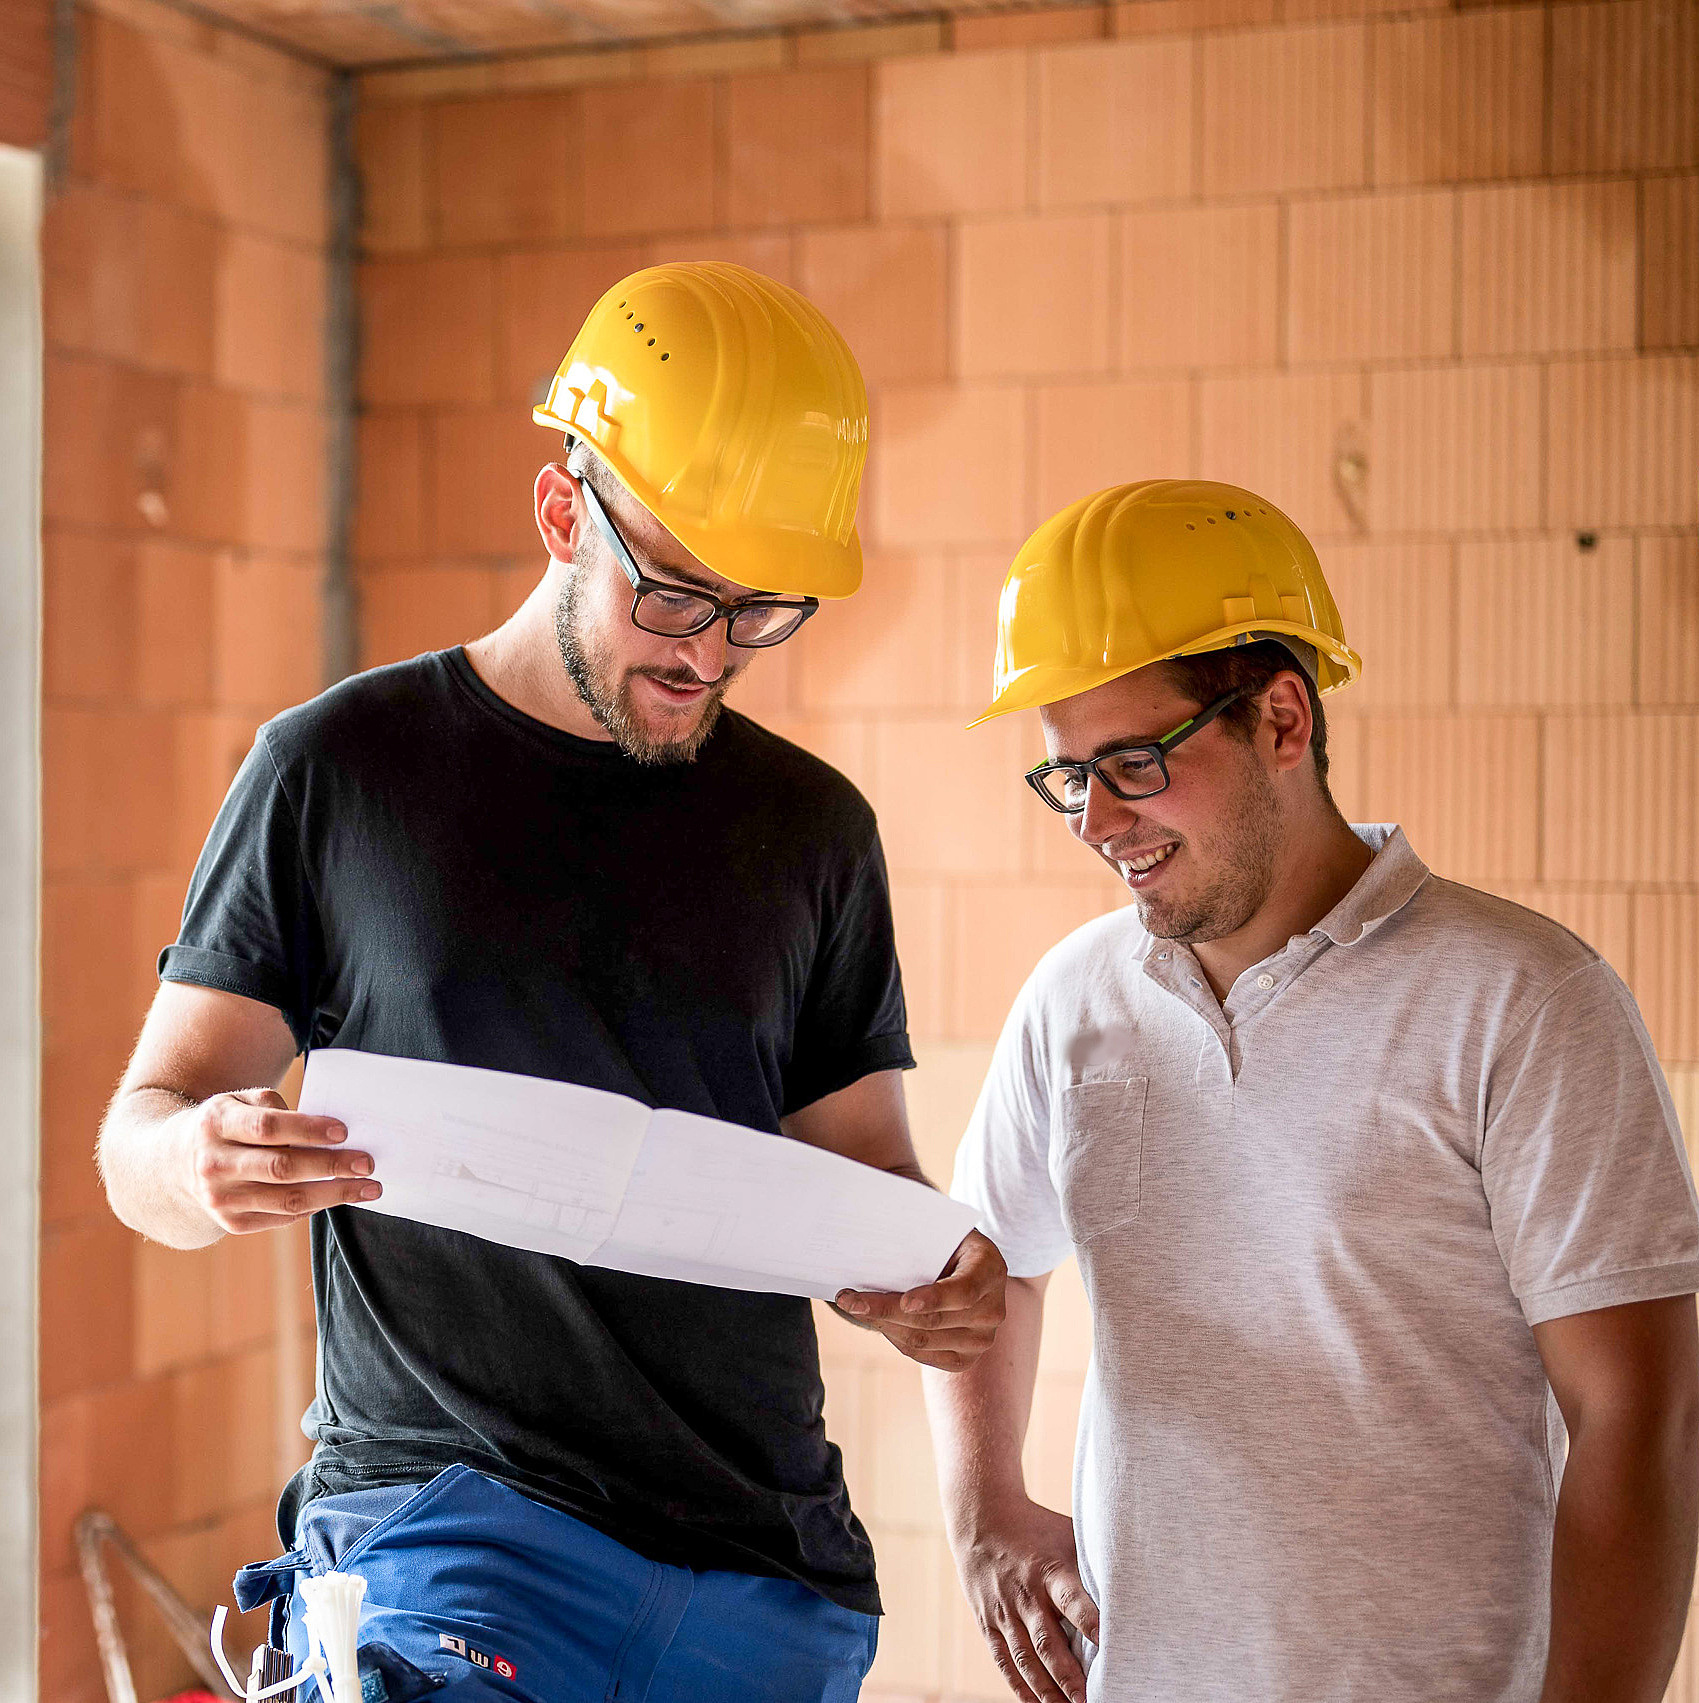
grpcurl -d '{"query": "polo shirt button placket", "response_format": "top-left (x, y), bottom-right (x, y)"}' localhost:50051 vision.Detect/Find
top-left (1200, 1030), bottom-right (1236, 1097)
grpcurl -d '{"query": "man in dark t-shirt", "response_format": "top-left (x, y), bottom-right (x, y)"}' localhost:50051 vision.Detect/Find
top-left (98, 263), bottom-right (1006, 1703)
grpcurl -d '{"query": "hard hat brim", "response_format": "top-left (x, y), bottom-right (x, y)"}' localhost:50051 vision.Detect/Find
top-left (968, 622), bottom-right (1363, 728)
top-left (536, 410), bottom-right (863, 600)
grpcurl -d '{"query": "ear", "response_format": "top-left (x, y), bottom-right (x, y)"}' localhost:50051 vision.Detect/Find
top-left (535, 462), bottom-right (585, 565)
top-left (1258, 672), bottom-right (1314, 776)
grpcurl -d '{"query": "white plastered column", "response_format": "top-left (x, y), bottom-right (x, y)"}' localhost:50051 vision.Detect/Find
top-left (0, 139), bottom-right (42, 1703)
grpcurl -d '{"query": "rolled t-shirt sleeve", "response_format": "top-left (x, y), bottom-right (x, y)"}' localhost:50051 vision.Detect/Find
top-left (951, 971), bottom-right (1070, 1280)
top-left (158, 728), bottom-right (324, 1052)
top-left (783, 830), bottom-right (915, 1114)
top-left (1481, 957), bottom-right (1699, 1325)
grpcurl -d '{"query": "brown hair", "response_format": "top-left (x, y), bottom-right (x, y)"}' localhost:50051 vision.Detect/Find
top-left (1157, 639), bottom-right (1332, 790)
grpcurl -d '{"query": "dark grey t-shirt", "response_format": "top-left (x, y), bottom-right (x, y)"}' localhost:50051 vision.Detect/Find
top-left (160, 648), bottom-right (913, 1614)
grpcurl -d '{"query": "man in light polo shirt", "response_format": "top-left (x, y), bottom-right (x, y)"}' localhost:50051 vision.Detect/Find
top-left (910, 480), bottom-right (1699, 1702)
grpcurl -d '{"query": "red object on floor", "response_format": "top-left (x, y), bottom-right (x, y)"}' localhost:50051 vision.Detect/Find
top-left (160, 1692), bottom-right (221, 1702)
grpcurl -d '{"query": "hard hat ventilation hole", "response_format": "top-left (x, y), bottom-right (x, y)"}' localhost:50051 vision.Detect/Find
top-left (634, 322), bottom-right (644, 331)
top-left (1225, 510), bottom-right (1237, 519)
top-left (1186, 522), bottom-right (1196, 531)
top-left (660, 352), bottom-right (670, 361)
top-left (647, 338), bottom-right (656, 347)
top-left (618, 300), bottom-right (626, 308)
top-left (1207, 517), bottom-right (1217, 524)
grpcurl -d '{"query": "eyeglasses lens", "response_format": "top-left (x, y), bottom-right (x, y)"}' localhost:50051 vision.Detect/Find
top-left (727, 604), bottom-right (807, 647)
top-left (1039, 769), bottom-right (1089, 812)
top-left (1099, 750), bottom-right (1164, 798)
top-left (1037, 749), bottom-right (1165, 812)
top-left (635, 587), bottom-right (718, 635)
top-left (1048, 773), bottom-right (1089, 810)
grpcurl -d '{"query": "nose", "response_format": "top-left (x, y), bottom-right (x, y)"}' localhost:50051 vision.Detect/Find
top-left (1075, 773), bottom-right (1137, 849)
top-left (674, 618), bottom-right (730, 683)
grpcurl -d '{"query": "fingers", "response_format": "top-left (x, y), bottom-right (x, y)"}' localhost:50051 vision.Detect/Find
top-left (995, 1608), bottom-right (1082, 1703)
top-left (220, 1137), bottom-right (372, 1186)
top-left (955, 1504), bottom-right (1092, 1703)
top-left (833, 1285), bottom-right (1001, 1367)
top-left (838, 1279), bottom-right (1002, 1330)
top-left (194, 1163), bottom-right (382, 1233)
top-left (186, 1093), bottom-right (377, 1235)
top-left (222, 1091), bottom-right (348, 1148)
top-left (862, 1287), bottom-right (1005, 1335)
top-left (1016, 1598), bottom-right (1090, 1703)
top-left (1007, 1565), bottom-right (1097, 1703)
top-left (836, 1231), bottom-right (1000, 1316)
top-left (879, 1323), bottom-right (1000, 1371)
top-left (1048, 1568), bottom-right (1101, 1647)
top-left (902, 1230), bottom-right (1010, 1320)
top-left (835, 1236), bottom-right (1006, 1366)
top-left (896, 1290), bottom-right (1004, 1330)
top-left (899, 1269), bottom-right (977, 1316)
top-left (217, 1176), bottom-right (383, 1220)
top-left (985, 1629), bottom-right (1045, 1703)
top-left (834, 1288), bottom-right (903, 1322)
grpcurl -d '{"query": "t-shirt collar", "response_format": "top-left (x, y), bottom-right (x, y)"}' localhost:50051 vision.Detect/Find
top-left (1309, 824), bottom-right (1430, 947)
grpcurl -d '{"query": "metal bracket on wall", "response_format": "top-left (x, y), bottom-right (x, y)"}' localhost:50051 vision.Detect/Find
top-left (1332, 421), bottom-right (1369, 535)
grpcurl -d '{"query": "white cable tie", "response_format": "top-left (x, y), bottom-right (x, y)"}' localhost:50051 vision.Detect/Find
top-left (210, 1606), bottom-right (248, 1698)
top-left (303, 1623), bottom-right (333, 1703)
top-left (211, 1597), bottom-right (337, 1703)
top-left (253, 1653), bottom-right (328, 1701)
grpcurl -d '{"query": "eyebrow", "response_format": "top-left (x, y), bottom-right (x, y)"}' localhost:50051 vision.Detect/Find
top-left (1050, 730), bottom-right (1172, 766)
top-left (631, 545), bottom-right (768, 604)
top-left (643, 558), bottom-right (718, 594)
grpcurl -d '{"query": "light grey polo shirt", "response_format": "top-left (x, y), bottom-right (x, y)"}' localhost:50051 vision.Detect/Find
top-left (952, 825), bottom-right (1699, 1703)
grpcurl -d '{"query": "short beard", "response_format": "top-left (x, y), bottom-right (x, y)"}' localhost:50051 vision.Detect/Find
top-left (553, 570), bottom-right (728, 766)
top-left (1135, 753), bottom-right (1282, 945)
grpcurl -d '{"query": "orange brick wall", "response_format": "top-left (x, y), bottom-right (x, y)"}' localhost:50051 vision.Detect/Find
top-left (38, 1), bottom-right (328, 1695)
top-left (0, 0), bottom-right (54, 150)
top-left (350, 4), bottom-right (1698, 1695)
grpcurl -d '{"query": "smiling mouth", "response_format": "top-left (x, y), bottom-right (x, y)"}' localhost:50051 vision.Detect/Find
top-left (1114, 841), bottom-right (1180, 883)
top-left (639, 672), bottom-right (712, 706)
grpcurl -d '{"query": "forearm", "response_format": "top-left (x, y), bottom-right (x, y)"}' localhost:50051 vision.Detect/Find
top-left (97, 1087), bottom-right (221, 1249)
top-left (923, 1272), bottom-right (1046, 1543)
top-left (1539, 1407), bottom-right (1699, 1703)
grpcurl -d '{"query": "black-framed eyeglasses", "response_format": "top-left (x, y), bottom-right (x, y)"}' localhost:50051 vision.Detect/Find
top-left (1024, 687), bottom-right (1252, 814)
top-left (575, 475), bottom-right (819, 649)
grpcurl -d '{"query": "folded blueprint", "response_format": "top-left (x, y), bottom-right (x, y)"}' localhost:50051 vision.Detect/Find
top-left (298, 1049), bottom-right (977, 1301)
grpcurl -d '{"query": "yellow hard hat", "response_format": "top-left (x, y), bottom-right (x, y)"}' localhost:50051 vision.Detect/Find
top-left (972, 479), bottom-right (1362, 727)
top-left (533, 261), bottom-right (868, 599)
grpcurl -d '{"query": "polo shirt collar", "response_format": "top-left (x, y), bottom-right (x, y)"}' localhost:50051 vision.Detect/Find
top-left (1310, 824), bottom-right (1429, 947)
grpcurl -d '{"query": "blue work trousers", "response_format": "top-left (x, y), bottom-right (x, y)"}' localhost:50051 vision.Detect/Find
top-left (233, 1463), bottom-right (878, 1703)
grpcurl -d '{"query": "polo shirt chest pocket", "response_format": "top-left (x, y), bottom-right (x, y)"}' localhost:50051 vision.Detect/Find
top-left (1055, 1074), bottom-right (1147, 1242)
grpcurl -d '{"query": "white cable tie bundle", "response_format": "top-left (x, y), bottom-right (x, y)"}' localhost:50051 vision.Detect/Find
top-left (298, 1570), bottom-right (367, 1703)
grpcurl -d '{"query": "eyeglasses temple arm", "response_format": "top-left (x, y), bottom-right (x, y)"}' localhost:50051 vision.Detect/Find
top-left (569, 462), bottom-right (647, 593)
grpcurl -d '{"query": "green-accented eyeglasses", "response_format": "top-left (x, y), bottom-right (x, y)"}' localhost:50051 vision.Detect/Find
top-left (575, 475), bottom-right (819, 649)
top-left (1024, 687), bottom-right (1252, 814)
